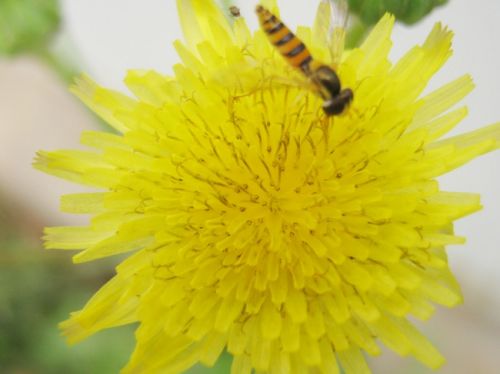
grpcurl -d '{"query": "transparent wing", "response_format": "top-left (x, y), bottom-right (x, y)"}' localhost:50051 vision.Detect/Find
top-left (327, 0), bottom-right (349, 68)
top-left (329, 0), bottom-right (349, 31)
top-left (313, 0), bottom-right (332, 50)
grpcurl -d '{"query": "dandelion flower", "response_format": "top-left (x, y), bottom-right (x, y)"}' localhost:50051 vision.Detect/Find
top-left (34, 0), bottom-right (500, 373)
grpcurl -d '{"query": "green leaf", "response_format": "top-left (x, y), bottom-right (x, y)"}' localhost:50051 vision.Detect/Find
top-left (0, 0), bottom-right (61, 55)
top-left (348, 0), bottom-right (449, 26)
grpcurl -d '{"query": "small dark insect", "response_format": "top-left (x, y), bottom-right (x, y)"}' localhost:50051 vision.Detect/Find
top-left (229, 5), bottom-right (241, 17)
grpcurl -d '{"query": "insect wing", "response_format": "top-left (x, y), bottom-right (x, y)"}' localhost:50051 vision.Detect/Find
top-left (327, 0), bottom-right (349, 68)
top-left (313, 0), bottom-right (333, 50)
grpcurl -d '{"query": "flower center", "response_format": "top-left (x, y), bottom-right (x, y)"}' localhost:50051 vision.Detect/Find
top-left (266, 193), bottom-right (284, 214)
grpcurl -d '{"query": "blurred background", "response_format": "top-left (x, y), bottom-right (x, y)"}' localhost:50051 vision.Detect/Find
top-left (0, 0), bottom-right (498, 373)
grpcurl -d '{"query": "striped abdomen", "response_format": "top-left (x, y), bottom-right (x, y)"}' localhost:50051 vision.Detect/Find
top-left (256, 5), bottom-right (313, 71)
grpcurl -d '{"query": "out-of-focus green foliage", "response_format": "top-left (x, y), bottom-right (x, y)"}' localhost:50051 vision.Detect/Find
top-left (348, 0), bottom-right (449, 26)
top-left (0, 202), bottom-right (135, 373)
top-left (345, 0), bottom-right (449, 48)
top-left (0, 0), bottom-right (79, 85)
top-left (187, 352), bottom-right (232, 373)
top-left (0, 0), bottom-right (61, 56)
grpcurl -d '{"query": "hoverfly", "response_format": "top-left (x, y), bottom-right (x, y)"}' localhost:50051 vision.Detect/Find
top-left (256, 1), bottom-right (353, 116)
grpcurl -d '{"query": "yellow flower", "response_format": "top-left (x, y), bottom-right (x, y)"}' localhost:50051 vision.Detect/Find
top-left (35, 0), bottom-right (500, 373)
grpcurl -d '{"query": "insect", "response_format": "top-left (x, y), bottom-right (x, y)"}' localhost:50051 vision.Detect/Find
top-left (229, 5), bottom-right (241, 17)
top-left (256, 3), bottom-right (353, 116)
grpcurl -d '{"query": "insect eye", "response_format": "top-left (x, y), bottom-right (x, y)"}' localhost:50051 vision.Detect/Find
top-left (323, 100), bottom-right (345, 115)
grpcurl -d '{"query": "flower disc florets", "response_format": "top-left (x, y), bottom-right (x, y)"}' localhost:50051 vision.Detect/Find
top-left (35, 1), bottom-right (500, 373)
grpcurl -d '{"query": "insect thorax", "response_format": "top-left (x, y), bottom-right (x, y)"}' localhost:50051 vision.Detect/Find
top-left (307, 62), bottom-right (342, 100)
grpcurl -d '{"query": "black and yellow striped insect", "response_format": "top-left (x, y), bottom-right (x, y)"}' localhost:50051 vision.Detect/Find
top-left (256, 4), bottom-right (353, 116)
